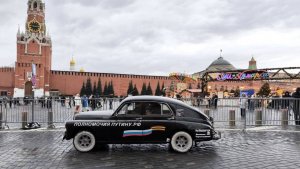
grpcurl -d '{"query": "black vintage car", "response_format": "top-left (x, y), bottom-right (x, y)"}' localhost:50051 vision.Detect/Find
top-left (63, 96), bottom-right (220, 153)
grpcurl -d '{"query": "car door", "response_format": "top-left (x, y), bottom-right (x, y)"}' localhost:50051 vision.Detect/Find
top-left (108, 101), bottom-right (144, 143)
top-left (141, 102), bottom-right (174, 143)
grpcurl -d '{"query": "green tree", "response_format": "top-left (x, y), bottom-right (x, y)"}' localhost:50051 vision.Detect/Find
top-left (155, 82), bottom-right (161, 96)
top-left (132, 84), bottom-right (139, 96)
top-left (92, 81), bottom-right (97, 95)
top-left (96, 78), bottom-right (102, 96)
top-left (85, 78), bottom-right (93, 96)
top-left (103, 82), bottom-right (108, 96)
top-left (80, 82), bottom-right (86, 96)
top-left (141, 83), bottom-right (147, 95)
top-left (147, 82), bottom-right (153, 95)
top-left (161, 82), bottom-right (166, 96)
top-left (258, 82), bottom-right (271, 97)
top-left (127, 81), bottom-right (134, 95)
top-left (110, 80), bottom-right (115, 96)
top-left (107, 81), bottom-right (112, 96)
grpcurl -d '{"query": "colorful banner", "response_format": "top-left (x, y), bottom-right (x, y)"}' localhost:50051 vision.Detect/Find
top-left (216, 71), bottom-right (269, 81)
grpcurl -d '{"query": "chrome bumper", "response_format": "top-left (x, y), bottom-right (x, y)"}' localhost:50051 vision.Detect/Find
top-left (212, 131), bottom-right (221, 140)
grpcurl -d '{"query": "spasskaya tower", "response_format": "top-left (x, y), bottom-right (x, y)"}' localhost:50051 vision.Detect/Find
top-left (14, 0), bottom-right (52, 97)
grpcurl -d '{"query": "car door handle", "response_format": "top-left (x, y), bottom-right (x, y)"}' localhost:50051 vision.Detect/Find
top-left (168, 117), bottom-right (175, 120)
top-left (135, 117), bottom-right (142, 120)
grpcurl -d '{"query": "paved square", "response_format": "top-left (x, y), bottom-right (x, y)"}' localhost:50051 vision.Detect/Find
top-left (0, 129), bottom-right (300, 169)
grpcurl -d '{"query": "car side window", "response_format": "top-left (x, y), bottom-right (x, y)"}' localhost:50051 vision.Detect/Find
top-left (117, 102), bottom-right (142, 116)
top-left (161, 104), bottom-right (172, 116)
top-left (144, 102), bottom-right (161, 116)
top-left (171, 104), bottom-right (202, 119)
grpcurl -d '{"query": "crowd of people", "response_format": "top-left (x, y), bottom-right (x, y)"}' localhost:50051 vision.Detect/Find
top-left (73, 94), bottom-right (123, 115)
top-left (237, 88), bottom-right (300, 124)
top-left (0, 94), bottom-right (122, 112)
top-left (0, 88), bottom-right (300, 125)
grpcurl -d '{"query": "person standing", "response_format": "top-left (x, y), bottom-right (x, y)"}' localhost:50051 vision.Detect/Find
top-left (68, 97), bottom-right (72, 108)
top-left (292, 88), bottom-right (300, 125)
top-left (65, 97), bottom-right (70, 108)
top-left (212, 94), bottom-right (218, 109)
top-left (240, 93), bottom-right (247, 117)
top-left (46, 96), bottom-right (52, 109)
top-left (74, 94), bottom-right (81, 115)
top-left (82, 95), bottom-right (89, 112)
top-left (90, 95), bottom-right (96, 111)
top-left (9, 97), bottom-right (12, 108)
top-left (109, 97), bottom-right (113, 110)
top-left (282, 91), bottom-right (291, 109)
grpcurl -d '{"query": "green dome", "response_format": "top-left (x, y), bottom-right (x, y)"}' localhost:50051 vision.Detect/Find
top-left (206, 57), bottom-right (235, 71)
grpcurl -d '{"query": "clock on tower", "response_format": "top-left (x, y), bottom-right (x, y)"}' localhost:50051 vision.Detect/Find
top-left (28, 19), bottom-right (41, 33)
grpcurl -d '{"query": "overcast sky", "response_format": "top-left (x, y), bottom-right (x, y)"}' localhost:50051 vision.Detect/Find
top-left (0, 0), bottom-right (300, 76)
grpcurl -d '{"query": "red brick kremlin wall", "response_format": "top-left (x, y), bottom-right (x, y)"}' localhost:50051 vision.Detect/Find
top-left (50, 70), bottom-right (173, 96)
top-left (0, 67), bottom-right (15, 95)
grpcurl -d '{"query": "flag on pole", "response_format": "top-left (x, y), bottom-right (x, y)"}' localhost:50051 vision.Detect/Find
top-left (32, 63), bottom-right (36, 86)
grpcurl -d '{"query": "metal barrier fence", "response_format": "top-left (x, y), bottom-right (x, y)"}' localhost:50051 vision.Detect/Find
top-left (0, 98), bottom-right (122, 129)
top-left (179, 97), bottom-right (300, 129)
top-left (0, 97), bottom-right (299, 129)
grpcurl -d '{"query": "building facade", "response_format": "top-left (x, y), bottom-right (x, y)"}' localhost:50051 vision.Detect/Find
top-left (13, 0), bottom-right (52, 97)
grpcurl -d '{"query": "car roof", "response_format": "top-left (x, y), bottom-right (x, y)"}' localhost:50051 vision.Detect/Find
top-left (122, 96), bottom-right (192, 108)
top-left (119, 96), bottom-right (208, 119)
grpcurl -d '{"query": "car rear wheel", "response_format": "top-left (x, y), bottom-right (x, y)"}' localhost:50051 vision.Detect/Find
top-left (170, 131), bottom-right (193, 153)
top-left (73, 131), bottom-right (96, 152)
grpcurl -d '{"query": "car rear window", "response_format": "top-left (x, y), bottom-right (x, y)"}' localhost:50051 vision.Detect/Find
top-left (170, 104), bottom-right (203, 119)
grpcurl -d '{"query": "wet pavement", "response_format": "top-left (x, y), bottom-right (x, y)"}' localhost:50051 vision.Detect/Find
top-left (1, 128), bottom-right (300, 169)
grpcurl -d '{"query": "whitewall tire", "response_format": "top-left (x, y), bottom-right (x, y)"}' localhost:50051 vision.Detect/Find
top-left (171, 131), bottom-right (193, 153)
top-left (73, 131), bottom-right (96, 152)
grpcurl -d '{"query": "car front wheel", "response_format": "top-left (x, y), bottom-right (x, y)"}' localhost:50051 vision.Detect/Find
top-left (170, 131), bottom-right (193, 153)
top-left (73, 131), bottom-right (96, 152)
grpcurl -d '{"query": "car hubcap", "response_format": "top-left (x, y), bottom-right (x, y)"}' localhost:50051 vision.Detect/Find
top-left (78, 135), bottom-right (91, 147)
top-left (175, 136), bottom-right (188, 149)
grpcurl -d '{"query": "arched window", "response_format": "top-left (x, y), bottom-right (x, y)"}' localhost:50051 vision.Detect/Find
top-left (34, 2), bottom-right (37, 9)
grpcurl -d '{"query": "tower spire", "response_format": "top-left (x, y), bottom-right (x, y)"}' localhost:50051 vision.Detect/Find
top-left (248, 56), bottom-right (257, 70)
top-left (17, 24), bottom-right (20, 36)
top-left (219, 49), bottom-right (223, 58)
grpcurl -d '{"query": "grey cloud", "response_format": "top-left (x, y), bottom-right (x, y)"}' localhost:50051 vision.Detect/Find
top-left (55, 0), bottom-right (135, 8)
top-left (1, 0), bottom-right (300, 75)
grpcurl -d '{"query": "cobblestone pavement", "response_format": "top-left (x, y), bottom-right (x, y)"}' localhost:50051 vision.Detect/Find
top-left (1, 129), bottom-right (300, 169)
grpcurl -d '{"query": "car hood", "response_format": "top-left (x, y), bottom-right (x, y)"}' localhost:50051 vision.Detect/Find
top-left (74, 110), bottom-right (114, 120)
